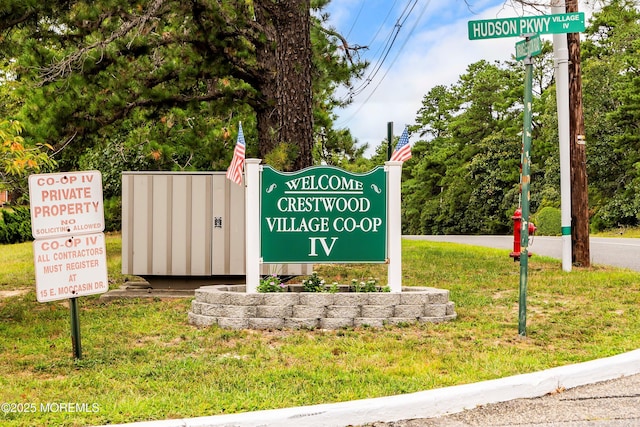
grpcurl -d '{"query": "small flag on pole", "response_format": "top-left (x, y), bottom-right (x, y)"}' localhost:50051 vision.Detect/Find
top-left (390, 126), bottom-right (412, 162)
top-left (226, 122), bottom-right (246, 185)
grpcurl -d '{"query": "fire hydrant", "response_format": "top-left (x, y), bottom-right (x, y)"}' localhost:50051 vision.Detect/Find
top-left (509, 208), bottom-right (536, 261)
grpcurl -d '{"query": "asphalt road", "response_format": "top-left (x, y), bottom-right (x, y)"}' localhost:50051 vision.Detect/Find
top-left (406, 235), bottom-right (640, 271)
top-left (361, 235), bottom-right (640, 427)
top-left (362, 372), bottom-right (640, 426)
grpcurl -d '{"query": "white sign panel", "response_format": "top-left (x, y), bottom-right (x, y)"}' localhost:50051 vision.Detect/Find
top-left (29, 171), bottom-right (104, 239)
top-left (33, 232), bottom-right (109, 302)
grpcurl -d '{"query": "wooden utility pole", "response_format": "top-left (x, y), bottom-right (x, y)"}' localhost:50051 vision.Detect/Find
top-left (566, 0), bottom-right (590, 266)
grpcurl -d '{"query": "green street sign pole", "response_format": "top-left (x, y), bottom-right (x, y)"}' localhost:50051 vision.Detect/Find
top-left (518, 36), bottom-right (535, 337)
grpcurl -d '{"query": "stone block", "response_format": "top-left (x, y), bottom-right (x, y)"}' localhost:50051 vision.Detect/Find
top-left (227, 292), bottom-right (263, 306)
top-left (284, 318), bottom-right (320, 329)
top-left (223, 305), bottom-right (257, 318)
top-left (385, 317), bottom-right (419, 326)
top-left (299, 293), bottom-right (335, 306)
top-left (393, 304), bottom-right (424, 318)
top-left (368, 293), bottom-right (401, 306)
top-left (201, 289), bottom-right (230, 305)
top-left (429, 290), bottom-right (450, 304)
top-left (189, 300), bottom-right (205, 315)
top-left (400, 292), bottom-right (430, 305)
top-left (249, 318), bottom-right (285, 330)
top-left (188, 312), bottom-right (217, 328)
top-left (320, 318), bottom-right (354, 329)
top-left (293, 305), bottom-right (325, 318)
top-left (262, 293), bottom-right (299, 306)
top-left (201, 304), bottom-right (226, 317)
top-left (333, 293), bottom-right (369, 306)
top-left (217, 317), bottom-right (249, 329)
top-left (354, 318), bottom-right (386, 328)
top-left (326, 305), bottom-right (361, 318)
top-left (256, 305), bottom-right (293, 318)
top-left (361, 305), bottom-right (394, 318)
top-left (423, 304), bottom-right (447, 317)
top-left (446, 301), bottom-right (456, 315)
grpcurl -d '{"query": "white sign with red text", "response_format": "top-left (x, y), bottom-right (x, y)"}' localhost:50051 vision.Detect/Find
top-left (29, 171), bottom-right (104, 239)
top-left (33, 233), bottom-right (109, 302)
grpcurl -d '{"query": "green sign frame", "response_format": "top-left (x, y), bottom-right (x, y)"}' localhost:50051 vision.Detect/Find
top-left (468, 12), bottom-right (585, 40)
top-left (260, 166), bottom-right (387, 263)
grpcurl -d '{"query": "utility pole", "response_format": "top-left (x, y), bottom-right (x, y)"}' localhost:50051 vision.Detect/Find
top-left (566, 0), bottom-right (590, 267)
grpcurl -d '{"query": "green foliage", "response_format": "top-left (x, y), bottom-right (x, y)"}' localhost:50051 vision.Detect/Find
top-left (257, 275), bottom-right (287, 293)
top-left (263, 142), bottom-right (299, 172)
top-left (581, 1), bottom-right (640, 230)
top-left (302, 271), bottom-right (326, 292)
top-left (1, 0), bottom-right (367, 173)
top-left (0, 206), bottom-right (32, 244)
top-left (403, 60), bottom-right (535, 234)
top-left (103, 197), bottom-right (122, 233)
top-left (0, 120), bottom-right (56, 197)
top-left (350, 277), bottom-right (389, 293)
top-left (532, 207), bottom-right (561, 236)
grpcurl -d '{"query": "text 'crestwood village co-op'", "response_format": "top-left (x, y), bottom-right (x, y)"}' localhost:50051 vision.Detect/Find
top-left (264, 172), bottom-right (382, 234)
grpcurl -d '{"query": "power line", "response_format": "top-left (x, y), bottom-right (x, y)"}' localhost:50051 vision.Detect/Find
top-left (340, 0), bottom-right (419, 102)
top-left (336, 0), bottom-right (431, 127)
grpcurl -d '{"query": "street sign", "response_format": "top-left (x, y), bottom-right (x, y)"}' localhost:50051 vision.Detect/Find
top-left (29, 171), bottom-right (104, 239)
top-left (515, 34), bottom-right (542, 60)
top-left (33, 232), bottom-right (109, 302)
top-left (468, 12), bottom-right (585, 40)
top-left (260, 166), bottom-right (387, 263)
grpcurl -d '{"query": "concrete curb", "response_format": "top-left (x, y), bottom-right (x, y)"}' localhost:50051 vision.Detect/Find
top-left (100, 348), bottom-right (640, 427)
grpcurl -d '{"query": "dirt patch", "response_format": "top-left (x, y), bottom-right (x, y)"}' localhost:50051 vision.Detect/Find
top-left (0, 289), bottom-right (30, 299)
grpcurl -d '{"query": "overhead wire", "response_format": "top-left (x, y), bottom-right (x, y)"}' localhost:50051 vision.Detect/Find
top-left (336, 0), bottom-right (432, 127)
top-left (342, 0), bottom-right (419, 102)
top-left (345, 0), bottom-right (366, 39)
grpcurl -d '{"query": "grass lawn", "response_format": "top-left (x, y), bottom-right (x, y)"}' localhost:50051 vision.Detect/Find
top-left (1, 234), bottom-right (639, 426)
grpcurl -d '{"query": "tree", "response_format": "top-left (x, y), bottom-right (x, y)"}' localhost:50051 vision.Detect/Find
top-left (0, 120), bottom-right (56, 199)
top-left (581, 0), bottom-right (640, 230)
top-left (0, 0), bottom-right (365, 171)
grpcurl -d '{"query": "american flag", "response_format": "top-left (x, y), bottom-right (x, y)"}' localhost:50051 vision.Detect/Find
top-left (390, 127), bottom-right (412, 162)
top-left (226, 122), bottom-right (246, 185)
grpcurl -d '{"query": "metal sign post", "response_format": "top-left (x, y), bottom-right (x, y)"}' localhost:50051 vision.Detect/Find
top-left (518, 35), bottom-right (536, 336)
top-left (468, 10), bottom-right (586, 334)
top-left (70, 297), bottom-right (82, 359)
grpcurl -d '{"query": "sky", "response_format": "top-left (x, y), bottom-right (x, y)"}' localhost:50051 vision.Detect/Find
top-left (322, 0), bottom-right (595, 154)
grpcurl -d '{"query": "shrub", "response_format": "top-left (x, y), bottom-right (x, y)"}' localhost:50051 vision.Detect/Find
top-left (257, 275), bottom-right (287, 292)
top-left (104, 197), bottom-right (122, 232)
top-left (302, 271), bottom-right (325, 292)
top-left (532, 206), bottom-right (561, 236)
top-left (0, 206), bottom-right (33, 244)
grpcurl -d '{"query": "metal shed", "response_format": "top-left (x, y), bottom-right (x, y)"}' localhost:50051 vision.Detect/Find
top-left (121, 171), bottom-right (308, 288)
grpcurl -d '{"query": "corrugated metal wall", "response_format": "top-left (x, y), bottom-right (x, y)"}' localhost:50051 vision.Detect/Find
top-left (121, 171), bottom-right (308, 278)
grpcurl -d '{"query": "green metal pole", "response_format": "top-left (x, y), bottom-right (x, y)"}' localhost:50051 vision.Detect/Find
top-left (70, 297), bottom-right (82, 359)
top-left (519, 44), bottom-right (534, 337)
top-left (387, 122), bottom-right (393, 161)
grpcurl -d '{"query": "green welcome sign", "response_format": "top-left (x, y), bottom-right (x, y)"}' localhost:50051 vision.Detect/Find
top-left (261, 166), bottom-right (387, 263)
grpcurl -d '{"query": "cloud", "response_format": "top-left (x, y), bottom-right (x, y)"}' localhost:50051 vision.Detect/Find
top-left (328, 1), bottom-right (598, 155)
top-left (332, 3), bottom-right (514, 150)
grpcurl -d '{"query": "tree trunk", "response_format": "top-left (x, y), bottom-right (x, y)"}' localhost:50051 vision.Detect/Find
top-left (255, 0), bottom-right (313, 170)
